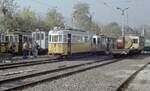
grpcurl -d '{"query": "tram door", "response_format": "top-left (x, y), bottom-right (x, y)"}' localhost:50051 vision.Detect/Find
top-left (92, 38), bottom-right (97, 51)
top-left (18, 35), bottom-right (23, 55)
top-left (67, 34), bottom-right (71, 55)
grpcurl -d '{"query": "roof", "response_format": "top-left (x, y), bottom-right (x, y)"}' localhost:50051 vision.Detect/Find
top-left (49, 29), bottom-right (92, 36)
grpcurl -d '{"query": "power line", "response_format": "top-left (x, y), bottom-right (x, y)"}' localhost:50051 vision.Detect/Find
top-left (97, 0), bottom-right (119, 14)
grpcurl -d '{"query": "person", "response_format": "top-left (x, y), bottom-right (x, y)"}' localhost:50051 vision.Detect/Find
top-left (32, 41), bottom-right (39, 58)
top-left (28, 41), bottom-right (32, 58)
top-left (23, 41), bottom-right (29, 59)
top-left (9, 42), bottom-right (16, 57)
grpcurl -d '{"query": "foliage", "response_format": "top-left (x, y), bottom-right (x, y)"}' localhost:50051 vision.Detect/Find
top-left (0, 1), bottom-right (125, 38)
top-left (90, 22), bottom-right (101, 34)
top-left (0, 0), bottom-right (17, 32)
top-left (0, 0), bottom-right (17, 16)
top-left (102, 22), bottom-right (121, 37)
top-left (16, 8), bottom-right (37, 32)
top-left (0, 0), bottom-right (65, 32)
top-left (72, 3), bottom-right (92, 30)
top-left (44, 9), bottom-right (64, 30)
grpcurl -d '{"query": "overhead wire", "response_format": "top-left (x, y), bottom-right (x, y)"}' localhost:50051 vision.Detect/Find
top-left (97, 0), bottom-right (120, 14)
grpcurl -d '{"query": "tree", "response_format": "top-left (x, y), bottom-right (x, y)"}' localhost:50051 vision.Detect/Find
top-left (0, 0), bottom-right (17, 16)
top-left (17, 8), bottom-right (38, 32)
top-left (44, 9), bottom-right (64, 30)
top-left (0, 0), bottom-right (17, 32)
top-left (90, 22), bottom-right (101, 34)
top-left (72, 3), bottom-right (92, 30)
top-left (102, 22), bottom-right (121, 37)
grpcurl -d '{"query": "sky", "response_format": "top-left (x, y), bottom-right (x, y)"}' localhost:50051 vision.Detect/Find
top-left (17, 0), bottom-right (150, 27)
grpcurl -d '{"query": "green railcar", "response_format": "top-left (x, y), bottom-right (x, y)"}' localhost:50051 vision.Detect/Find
top-left (144, 39), bottom-right (150, 51)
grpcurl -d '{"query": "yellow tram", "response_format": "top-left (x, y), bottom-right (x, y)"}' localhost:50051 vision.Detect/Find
top-left (48, 28), bottom-right (116, 56)
top-left (48, 28), bottom-right (93, 56)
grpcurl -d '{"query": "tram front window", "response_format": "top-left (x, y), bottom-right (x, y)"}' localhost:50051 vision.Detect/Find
top-left (51, 35), bottom-right (63, 43)
top-left (63, 35), bottom-right (67, 42)
top-left (58, 35), bottom-right (62, 42)
top-left (52, 35), bottom-right (59, 42)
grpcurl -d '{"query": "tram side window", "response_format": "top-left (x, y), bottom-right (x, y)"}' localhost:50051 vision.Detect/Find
top-left (77, 36), bottom-right (82, 43)
top-left (101, 37), bottom-right (106, 45)
top-left (84, 36), bottom-right (89, 43)
top-left (49, 35), bottom-right (51, 42)
top-left (23, 36), bottom-right (27, 42)
top-left (36, 33), bottom-right (40, 40)
top-left (1, 35), bottom-right (5, 42)
top-left (72, 35), bottom-right (82, 43)
top-left (14, 36), bottom-right (18, 42)
top-left (10, 36), bottom-right (13, 42)
top-left (72, 35), bottom-right (76, 43)
top-left (33, 34), bottom-right (36, 41)
top-left (97, 38), bottom-right (101, 44)
top-left (41, 33), bottom-right (44, 40)
top-left (36, 33), bottom-right (44, 40)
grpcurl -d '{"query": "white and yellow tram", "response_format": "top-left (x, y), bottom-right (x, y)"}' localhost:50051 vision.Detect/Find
top-left (48, 29), bottom-right (93, 56)
top-left (48, 28), bottom-right (116, 56)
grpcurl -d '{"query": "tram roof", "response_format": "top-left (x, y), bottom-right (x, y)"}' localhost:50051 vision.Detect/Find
top-left (5, 31), bottom-right (31, 35)
top-left (49, 29), bottom-right (92, 35)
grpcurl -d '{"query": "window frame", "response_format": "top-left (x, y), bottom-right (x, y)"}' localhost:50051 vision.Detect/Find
top-left (49, 34), bottom-right (64, 43)
top-left (133, 39), bottom-right (138, 44)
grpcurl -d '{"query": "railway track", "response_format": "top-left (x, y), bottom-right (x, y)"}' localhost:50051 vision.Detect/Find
top-left (0, 54), bottom-right (101, 70)
top-left (0, 58), bottom-right (61, 70)
top-left (116, 62), bottom-right (150, 91)
top-left (0, 54), bottom-right (111, 70)
top-left (0, 57), bottom-right (123, 91)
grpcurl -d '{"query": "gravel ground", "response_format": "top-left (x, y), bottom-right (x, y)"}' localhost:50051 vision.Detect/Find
top-left (0, 55), bottom-right (107, 81)
top-left (19, 55), bottom-right (150, 91)
top-left (125, 65), bottom-right (150, 91)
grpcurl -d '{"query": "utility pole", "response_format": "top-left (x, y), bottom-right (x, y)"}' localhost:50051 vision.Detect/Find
top-left (116, 7), bottom-right (129, 48)
top-left (116, 7), bottom-right (129, 36)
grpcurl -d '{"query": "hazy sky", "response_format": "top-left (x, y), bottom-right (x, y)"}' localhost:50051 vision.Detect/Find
top-left (17, 0), bottom-right (150, 27)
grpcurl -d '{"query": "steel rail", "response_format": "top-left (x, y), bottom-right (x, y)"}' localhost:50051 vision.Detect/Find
top-left (0, 57), bottom-right (123, 91)
top-left (116, 62), bottom-right (150, 91)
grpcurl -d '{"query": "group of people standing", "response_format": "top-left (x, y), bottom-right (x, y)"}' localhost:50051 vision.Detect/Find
top-left (9, 41), bottom-right (39, 59)
top-left (23, 41), bottom-right (39, 59)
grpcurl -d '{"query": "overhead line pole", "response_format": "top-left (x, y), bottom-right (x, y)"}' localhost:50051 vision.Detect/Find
top-left (116, 7), bottom-right (129, 48)
top-left (116, 7), bottom-right (129, 36)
